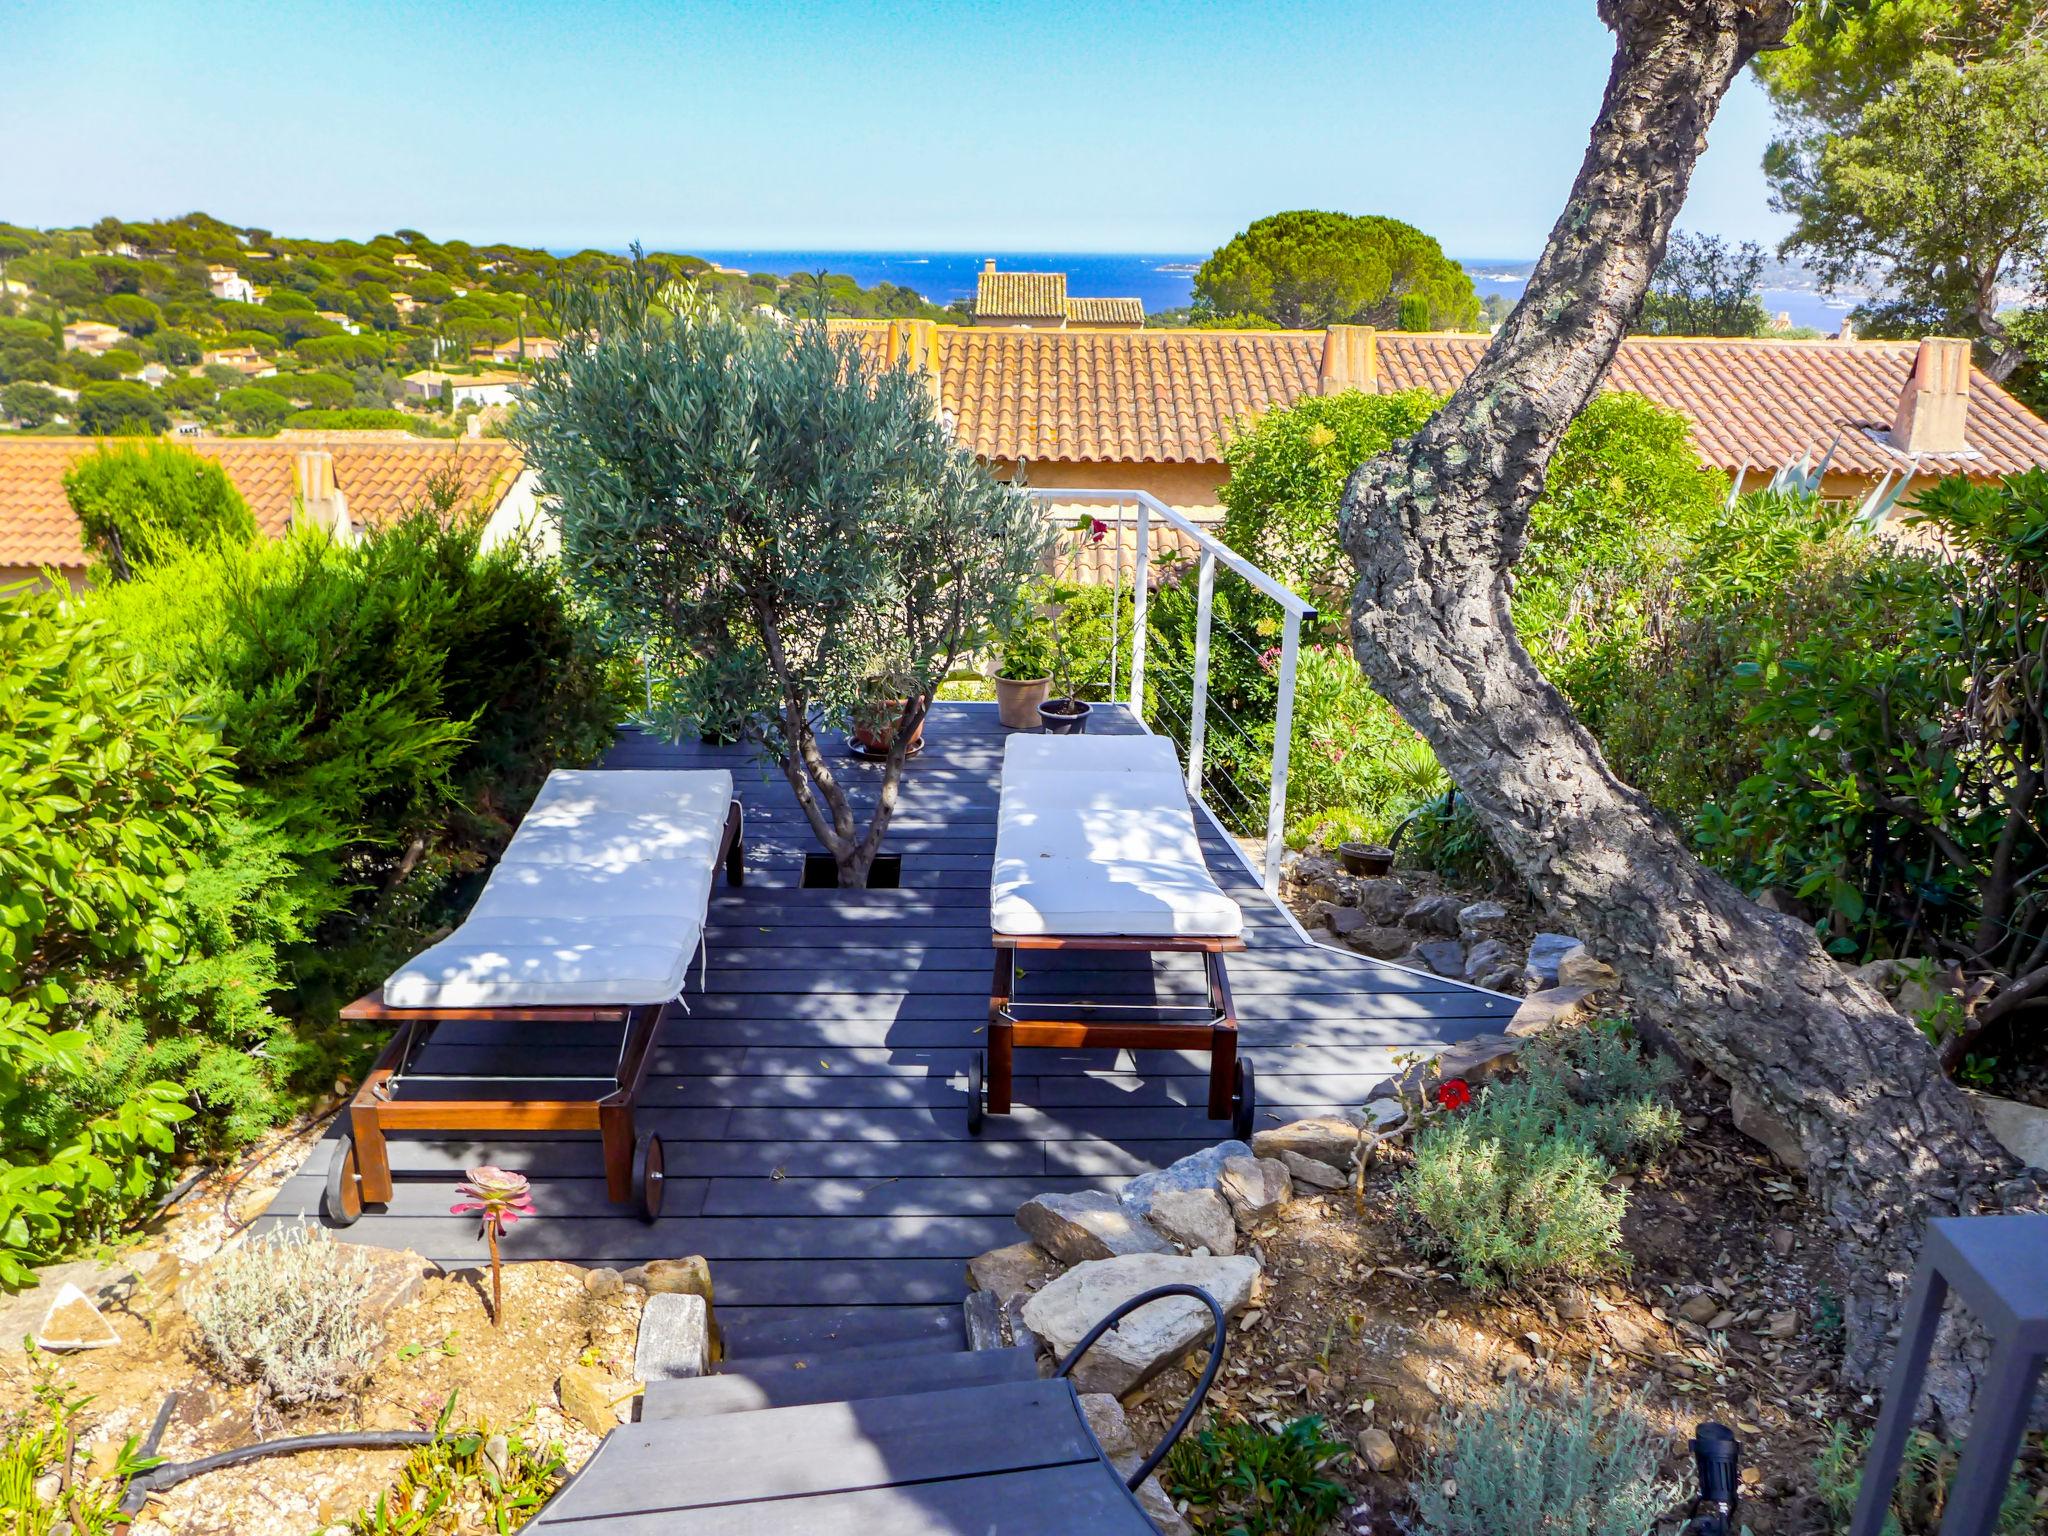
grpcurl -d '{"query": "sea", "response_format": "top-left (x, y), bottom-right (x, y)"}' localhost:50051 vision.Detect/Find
top-left (690, 250), bottom-right (1861, 333)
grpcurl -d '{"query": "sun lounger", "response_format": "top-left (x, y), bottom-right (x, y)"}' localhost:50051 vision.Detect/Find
top-left (328, 770), bottom-right (743, 1225)
top-left (973, 733), bottom-right (1253, 1137)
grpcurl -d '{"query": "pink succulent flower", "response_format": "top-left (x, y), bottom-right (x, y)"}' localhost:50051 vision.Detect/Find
top-left (451, 1165), bottom-right (536, 1226)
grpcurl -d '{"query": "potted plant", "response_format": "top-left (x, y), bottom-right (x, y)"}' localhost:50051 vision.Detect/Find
top-left (850, 684), bottom-right (928, 759)
top-left (1038, 578), bottom-right (1099, 735)
top-left (991, 601), bottom-right (1055, 730)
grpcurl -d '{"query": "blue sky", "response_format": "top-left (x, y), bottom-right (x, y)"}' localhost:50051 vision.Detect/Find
top-left (0, 0), bottom-right (1790, 257)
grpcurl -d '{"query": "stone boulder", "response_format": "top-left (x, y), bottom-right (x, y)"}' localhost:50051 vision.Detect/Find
top-left (1463, 938), bottom-right (1513, 983)
top-left (1318, 904), bottom-right (1371, 939)
top-left (634, 1292), bottom-right (711, 1381)
top-left (1250, 1111), bottom-right (1367, 1170)
top-left (1523, 933), bottom-right (1582, 989)
top-left (1217, 1155), bottom-right (1291, 1228)
top-left (1352, 879), bottom-right (1414, 925)
top-left (1457, 900), bottom-right (1511, 941)
top-left (558, 1363), bottom-right (631, 1434)
top-left (1402, 894), bottom-right (1463, 935)
top-left (1145, 1187), bottom-right (1236, 1256)
top-left (1405, 939), bottom-right (1467, 978)
top-left (1507, 985), bottom-right (1596, 1037)
top-left (1018, 1191), bottom-right (1173, 1265)
top-left (1080, 1395), bottom-right (1194, 1536)
top-left (1556, 945), bottom-right (1619, 990)
top-left (1367, 1033), bottom-right (1523, 1105)
top-left (967, 1241), bottom-right (1060, 1306)
top-left (1118, 1141), bottom-right (1251, 1218)
top-left (1344, 924), bottom-right (1416, 961)
top-left (1278, 1150), bottom-right (1347, 1191)
top-left (1021, 1254), bottom-right (1260, 1396)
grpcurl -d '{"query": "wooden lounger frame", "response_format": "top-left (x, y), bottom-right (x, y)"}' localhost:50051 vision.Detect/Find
top-left (330, 799), bottom-right (744, 1224)
top-left (978, 930), bottom-right (1250, 1135)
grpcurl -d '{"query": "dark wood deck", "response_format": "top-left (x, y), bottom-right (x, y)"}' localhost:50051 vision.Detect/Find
top-left (260, 703), bottom-right (1510, 1358)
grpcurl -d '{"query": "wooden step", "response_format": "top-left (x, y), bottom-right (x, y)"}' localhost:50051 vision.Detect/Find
top-left (642, 1344), bottom-right (1039, 1421)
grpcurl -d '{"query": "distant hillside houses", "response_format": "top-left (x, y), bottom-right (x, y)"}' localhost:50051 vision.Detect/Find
top-left (402, 369), bottom-right (523, 407)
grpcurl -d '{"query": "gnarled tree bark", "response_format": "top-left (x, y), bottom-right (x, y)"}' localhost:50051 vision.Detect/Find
top-left (1339, 0), bottom-right (2044, 1425)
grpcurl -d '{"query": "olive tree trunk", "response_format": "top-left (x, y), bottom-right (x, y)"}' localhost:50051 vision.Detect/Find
top-left (1338, 0), bottom-right (2043, 1425)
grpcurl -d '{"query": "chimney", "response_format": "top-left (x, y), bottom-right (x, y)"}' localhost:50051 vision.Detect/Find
top-left (984, 258), bottom-right (996, 273)
top-left (1318, 324), bottom-right (1378, 395)
top-left (1890, 336), bottom-right (1972, 455)
top-left (294, 449), bottom-right (353, 542)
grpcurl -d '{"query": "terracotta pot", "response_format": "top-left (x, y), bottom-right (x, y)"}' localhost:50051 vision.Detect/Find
top-left (851, 698), bottom-right (926, 757)
top-left (993, 674), bottom-right (1052, 730)
top-left (1038, 697), bottom-right (1092, 735)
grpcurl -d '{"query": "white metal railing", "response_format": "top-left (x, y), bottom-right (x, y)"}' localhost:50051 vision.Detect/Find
top-left (1022, 488), bottom-right (1318, 894)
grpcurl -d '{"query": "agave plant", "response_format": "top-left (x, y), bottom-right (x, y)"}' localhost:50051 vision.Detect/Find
top-left (452, 1167), bottom-right (535, 1329)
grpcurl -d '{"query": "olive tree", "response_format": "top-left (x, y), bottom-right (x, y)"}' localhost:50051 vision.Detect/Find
top-left (516, 264), bottom-right (1049, 887)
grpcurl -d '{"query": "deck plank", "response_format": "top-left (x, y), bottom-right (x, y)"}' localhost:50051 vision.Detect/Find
top-left (259, 704), bottom-right (1505, 1353)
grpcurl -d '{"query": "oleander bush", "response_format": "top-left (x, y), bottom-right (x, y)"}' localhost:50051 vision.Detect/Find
top-left (1164, 1415), bottom-right (1351, 1536)
top-left (189, 1227), bottom-right (385, 1410)
top-left (1406, 1370), bottom-right (1677, 1536)
top-left (1396, 1025), bottom-right (1677, 1291)
top-left (1814, 1420), bottom-right (2045, 1535)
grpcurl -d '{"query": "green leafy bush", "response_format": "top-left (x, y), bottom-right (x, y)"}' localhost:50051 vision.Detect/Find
top-left (1396, 1026), bottom-right (1677, 1291)
top-left (1407, 1370), bottom-right (1677, 1536)
top-left (62, 441), bottom-right (257, 578)
top-left (1815, 1420), bottom-right (2044, 1535)
top-left (0, 585), bottom-right (230, 1282)
top-left (1164, 1415), bottom-right (1350, 1535)
top-left (93, 501), bottom-right (628, 1014)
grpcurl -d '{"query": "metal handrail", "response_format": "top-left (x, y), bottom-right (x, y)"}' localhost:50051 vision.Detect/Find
top-left (1052, 1283), bottom-right (1228, 1490)
top-left (1022, 488), bottom-right (1317, 894)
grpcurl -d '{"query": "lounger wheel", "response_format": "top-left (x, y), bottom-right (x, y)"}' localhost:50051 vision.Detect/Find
top-left (634, 1131), bottom-right (666, 1222)
top-left (1231, 1060), bottom-right (1256, 1142)
top-left (967, 1052), bottom-right (986, 1136)
top-left (324, 1135), bottom-right (365, 1227)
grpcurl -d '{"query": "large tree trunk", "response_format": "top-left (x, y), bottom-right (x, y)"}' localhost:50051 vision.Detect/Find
top-left (1339, 0), bottom-right (2043, 1425)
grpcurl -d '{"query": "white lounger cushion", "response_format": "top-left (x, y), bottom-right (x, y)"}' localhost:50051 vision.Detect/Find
top-left (992, 737), bottom-right (1243, 939)
top-left (384, 768), bottom-right (734, 1008)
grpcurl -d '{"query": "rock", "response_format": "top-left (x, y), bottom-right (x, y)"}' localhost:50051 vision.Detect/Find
top-left (1019, 1191), bottom-right (1174, 1265)
top-left (638, 1256), bottom-right (714, 1300)
top-left (1766, 1309), bottom-right (1800, 1340)
top-left (1892, 965), bottom-right (1945, 1020)
top-left (583, 1267), bottom-right (624, 1298)
top-left (1463, 938), bottom-right (1512, 983)
top-left (1556, 945), bottom-right (1619, 990)
top-left (1457, 900), bottom-right (1511, 940)
top-left (1217, 1156), bottom-right (1291, 1228)
top-left (1280, 1150), bottom-right (1348, 1191)
top-left (1676, 1293), bottom-right (1722, 1325)
top-left (1320, 904), bottom-right (1371, 938)
top-left (1305, 872), bottom-right (1356, 906)
top-left (1118, 1142), bottom-right (1252, 1218)
top-left (1367, 1034), bottom-right (1523, 1105)
top-left (1523, 933), bottom-right (1582, 988)
top-left (1134, 1473), bottom-right (1195, 1536)
top-left (1968, 1090), bottom-right (2048, 1172)
top-left (1475, 965), bottom-right (1523, 994)
top-left (1345, 924), bottom-right (1417, 961)
top-left (1772, 1228), bottom-right (1798, 1258)
top-left (1079, 1392), bottom-right (1137, 1456)
top-left (635, 1292), bottom-right (711, 1381)
top-left (1020, 1254), bottom-right (1260, 1396)
top-left (1352, 879), bottom-right (1413, 925)
top-left (1850, 958), bottom-right (1904, 994)
top-left (1728, 1085), bottom-right (1808, 1173)
top-left (558, 1364), bottom-right (628, 1434)
top-left (1406, 940), bottom-right (1467, 978)
top-left (1251, 1112), bottom-right (1367, 1170)
top-left (964, 1289), bottom-right (1008, 1352)
top-left (1755, 887), bottom-right (1810, 920)
top-left (968, 1241), bottom-right (1060, 1305)
top-left (1359, 1426), bottom-right (1400, 1473)
top-left (34, 1283), bottom-right (118, 1352)
top-left (1506, 985), bottom-right (1596, 1037)
top-left (1146, 1188), bottom-right (1236, 1256)
top-left (1402, 894), bottom-right (1463, 935)
top-left (32, 1472), bottom-right (59, 1506)
top-left (482, 1433), bottom-right (511, 1483)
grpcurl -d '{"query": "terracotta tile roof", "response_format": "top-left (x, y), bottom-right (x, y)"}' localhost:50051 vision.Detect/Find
top-left (0, 436), bottom-right (525, 572)
top-left (1065, 297), bottom-right (1145, 327)
top-left (1372, 333), bottom-right (2048, 479)
top-left (975, 269), bottom-right (1067, 323)
top-left (939, 328), bottom-right (1325, 464)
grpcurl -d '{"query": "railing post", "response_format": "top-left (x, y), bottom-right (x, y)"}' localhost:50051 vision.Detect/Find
top-left (1129, 495), bottom-right (1151, 716)
top-left (1186, 549), bottom-right (1215, 797)
top-left (1264, 608), bottom-right (1306, 895)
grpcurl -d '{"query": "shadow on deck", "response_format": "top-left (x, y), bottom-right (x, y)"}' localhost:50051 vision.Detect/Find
top-left (259, 703), bottom-right (1511, 1358)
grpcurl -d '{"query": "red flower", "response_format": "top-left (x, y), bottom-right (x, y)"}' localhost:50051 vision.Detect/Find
top-left (1087, 517), bottom-right (1109, 544)
top-left (1436, 1078), bottom-right (1472, 1112)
